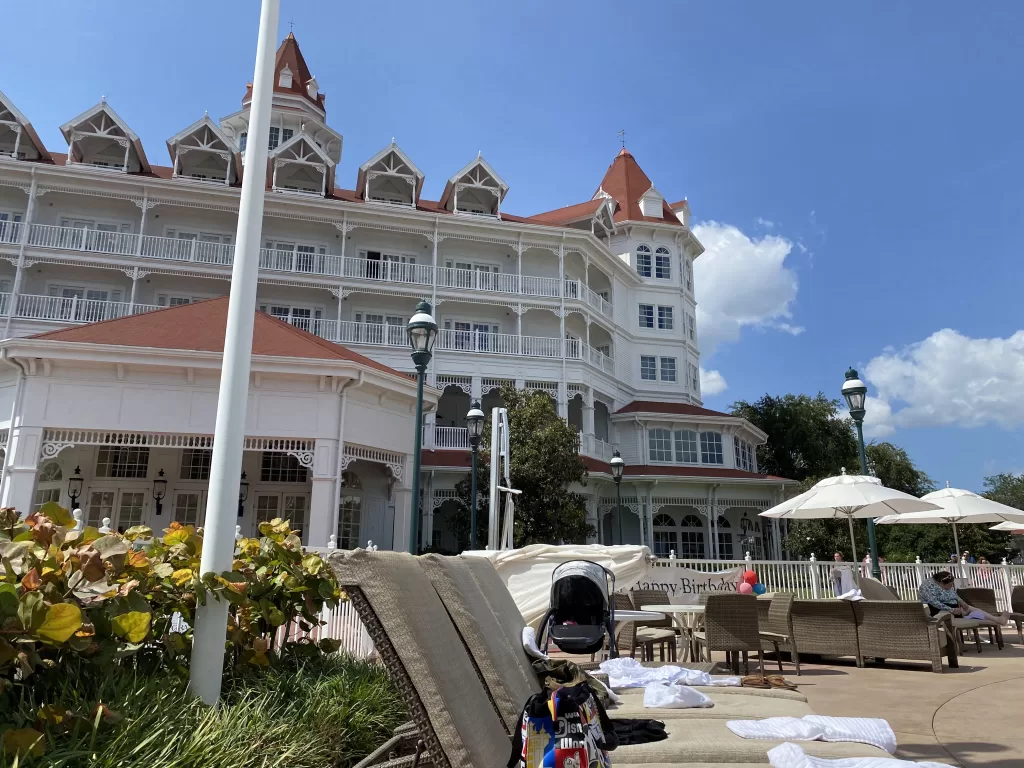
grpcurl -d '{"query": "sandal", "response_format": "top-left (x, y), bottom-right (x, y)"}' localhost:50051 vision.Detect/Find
top-left (739, 674), bottom-right (772, 689)
top-left (765, 674), bottom-right (798, 690)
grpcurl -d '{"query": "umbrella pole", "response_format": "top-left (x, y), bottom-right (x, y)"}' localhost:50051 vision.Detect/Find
top-left (847, 515), bottom-right (858, 566)
top-left (952, 522), bottom-right (960, 563)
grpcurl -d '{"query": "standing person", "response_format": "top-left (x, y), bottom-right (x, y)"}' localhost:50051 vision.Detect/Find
top-left (962, 550), bottom-right (976, 564)
top-left (918, 571), bottom-right (1005, 623)
top-left (948, 554), bottom-right (959, 565)
top-left (830, 552), bottom-right (846, 597)
top-left (861, 553), bottom-right (871, 579)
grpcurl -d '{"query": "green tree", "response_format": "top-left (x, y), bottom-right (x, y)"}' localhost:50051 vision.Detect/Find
top-left (983, 473), bottom-right (1024, 510)
top-left (451, 386), bottom-right (592, 549)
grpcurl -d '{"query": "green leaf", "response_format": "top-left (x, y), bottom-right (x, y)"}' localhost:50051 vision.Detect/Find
top-left (153, 562), bottom-right (174, 579)
top-left (90, 535), bottom-right (129, 559)
top-left (0, 583), bottom-right (17, 615)
top-left (36, 603), bottom-right (83, 644)
top-left (301, 553), bottom-right (324, 575)
top-left (111, 611), bottom-right (151, 643)
top-left (39, 501), bottom-right (74, 527)
top-left (17, 591), bottom-right (46, 631)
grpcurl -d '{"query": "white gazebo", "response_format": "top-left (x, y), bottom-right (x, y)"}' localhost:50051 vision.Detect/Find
top-left (0, 298), bottom-right (437, 549)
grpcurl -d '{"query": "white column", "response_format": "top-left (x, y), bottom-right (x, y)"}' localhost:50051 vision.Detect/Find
top-left (129, 267), bottom-right (138, 311)
top-left (65, 134), bottom-right (74, 165)
top-left (430, 219), bottom-right (439, 309)
top-left (582, 392), bottom-right (595, 437)
top-left (4, 177), bottom-right (38, 337)
top-left (1, 425), bottom-right (42, 513)
top-left (772, 518), bottom-right (782, 560)
top-left (190, 0), bottom-right (279, 706)
top-left (122, 139), bottom-right (131, 173)
top-left (306, 437), bottom-right (337, 547)
top-left (135, 193), bottom-right (148, 256)
top-left (11, 126), bottom-right (21, 159)
top-left (392, 487), bottom-right (412, 553)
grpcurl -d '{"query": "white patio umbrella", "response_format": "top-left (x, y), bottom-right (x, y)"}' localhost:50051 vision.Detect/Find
top-left (876, 483), bottom-right (1024, 556)
top-left (989, 521), bottom-right (1024, 533)
top-left (760, 469), bottom-right (941, 563)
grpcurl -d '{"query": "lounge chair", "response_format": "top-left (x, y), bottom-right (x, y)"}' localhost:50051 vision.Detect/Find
top-left (686, 594), bottom-right (764, 675)
top-left (956, 587), bottom-right (1006, 650)
top-left (1010, 585), bottom-right (1024, 643)
top-left (789, 600), bottom-right (862, 666)
top-left (757, 593), bottom-right (801, 675)
top-left (329, 550), bottom-right (893, 766)
top-left (852, 601), bottom-right (958, 673)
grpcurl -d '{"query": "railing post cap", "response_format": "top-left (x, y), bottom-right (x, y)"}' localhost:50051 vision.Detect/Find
top-left (915, 555), bottom-right (922, 563)
top-left (809, 553), bottom-right (817, 562)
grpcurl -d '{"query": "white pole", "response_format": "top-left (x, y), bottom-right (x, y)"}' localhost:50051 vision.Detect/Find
top-left (188, 0), bottom-right (279, 705)
top-left (487, 406), bottom-right (500, 550)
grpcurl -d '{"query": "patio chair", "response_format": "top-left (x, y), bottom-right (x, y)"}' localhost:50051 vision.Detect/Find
top-left (328, 550), bottom-right (893, 766)
top-left (1010, 585), bottom-right (1024, 643)
top-left (956, 587), bottom-right (1005, 651)
top-left (692, 593), bottom-right (764, 675)
top-left (789, 600), bottom-right (862, 667)
top-left (853, 601), bottom-right (959, 673)
top-left (758, 593), bottom-right (801, 675)
top-left (630, 588), bottom-right (682, 635)
top-left (858, 577), bottom-right (902, 601)
top-left (613, 592), bottom-right (677, 662)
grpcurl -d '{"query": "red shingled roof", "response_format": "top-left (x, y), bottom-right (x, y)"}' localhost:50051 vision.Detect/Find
top-left (528, 199), bottom-right (607, 226)
top-left (595, 149), bottom-right (682, 226)
top-left (30, 297), bottom-right (404, 377)
top-left (614, 401), bottom-right (732, 418)
top-left (243, 33), bottom-right (326, 112)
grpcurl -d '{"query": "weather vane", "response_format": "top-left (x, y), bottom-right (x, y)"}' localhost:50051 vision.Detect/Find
top-left (288, 18), bottom-right (295, 33)
top-left (617, 129), bottom-right (626, 149)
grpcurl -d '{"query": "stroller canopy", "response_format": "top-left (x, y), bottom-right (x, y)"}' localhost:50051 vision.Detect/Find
top-left (544, 560), bottom-right (615, 655)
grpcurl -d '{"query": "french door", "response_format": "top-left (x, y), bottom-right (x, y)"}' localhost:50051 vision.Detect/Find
top-left (254, 492), bottom-right (309, 543)
top-left (86, 489), bottom-right (146, 532)
top-left (173, 490), bottom-right (206, 527)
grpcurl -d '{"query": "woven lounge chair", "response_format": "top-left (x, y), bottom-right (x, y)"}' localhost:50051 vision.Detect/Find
top-left (329, 550), bottom-right (892, 766)
top-left (757, 593), bottom-right (800, 675)
top-left (852, 601), bottom-right (959, 673)
top-left (692, 594), bottom-right (764, 675)
top-left (956, 587), bottom-right (1006, 651)
top-left (613, 592), bottom-right (677, 662)
top-left (630, 588), bottom-right (682, 636)
top-left (789, 599), bottom-right (862, 667)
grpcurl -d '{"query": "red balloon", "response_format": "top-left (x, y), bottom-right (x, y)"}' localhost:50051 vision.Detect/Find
top-left (742, 570), bottom-right (758, 585)
top-left (738, 582), bottom-right (754, 595)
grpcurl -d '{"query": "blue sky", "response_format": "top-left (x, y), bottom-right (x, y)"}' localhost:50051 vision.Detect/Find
top-left (4, 1), bottom-right (1022, 491)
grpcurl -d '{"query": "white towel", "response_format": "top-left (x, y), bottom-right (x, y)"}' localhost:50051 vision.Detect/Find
top-left (522, 626), bottom-right (548, 660)
top-left (599, 657), bottom-right (741, 689)
top-left (838, 588), bottom-right (866, 601)
top-left (728, 716), bottom-right (897, 754)
top-left (642, 682), bottom-right (714, 709)
top-left (767, 742), bottom-right (949, 768)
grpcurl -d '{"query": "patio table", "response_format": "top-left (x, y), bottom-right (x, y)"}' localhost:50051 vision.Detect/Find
top-left (642, 604), bottom-right (706, 663)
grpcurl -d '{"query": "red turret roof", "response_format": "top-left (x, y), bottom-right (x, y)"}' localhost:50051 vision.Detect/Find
top-left (593, 148), bottom-right (682, 226)
top-left (243, 33), bottom-right (325, 112)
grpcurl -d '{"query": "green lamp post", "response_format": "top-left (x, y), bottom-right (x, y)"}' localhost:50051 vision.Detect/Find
top-left (842, 367), bottom-right (881, 579)
top-left (610, 450), bottom-right (625, 545)
top-left (406, 300), bottom-right (437, 554)
top-left (466, 400), bottom-right (485, 550)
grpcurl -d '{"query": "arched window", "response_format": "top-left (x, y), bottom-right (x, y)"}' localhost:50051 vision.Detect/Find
top-left (700, 432), bottom-right (724, 464)
top-left (679, 514), bottom-right (705, 558)
top-left (654, 247), bottom-right (671, 279)
top-left (648, 428), bottom-right (672, 462)
top-left (34, 462), bottom-right (63, 511)
top-left (716, 515), bottom-right (734, 559)
top-left (652, 513), bottom-right (677, 558)
top-left (635, 245), bottom-right (652, 277)
top-left (338, 471), bottom-right (362, 549)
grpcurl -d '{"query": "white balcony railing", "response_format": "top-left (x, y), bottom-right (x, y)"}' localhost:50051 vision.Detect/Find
top-left (435, 328), bottom-right (562, 358)
top-left (21, 224), bottom-right (613, 308)
top-left (433, 426), bottom-right (470, 449)
top-left (9, 293), bottom-right (161, 324)
top-left (578, 433), bottom-right (616, 462)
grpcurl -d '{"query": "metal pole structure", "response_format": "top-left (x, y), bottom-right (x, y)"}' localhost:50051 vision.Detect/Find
top-left (616, 482), bottom-right (623, 545)
top-left (188, 0), bottom-right (279, 705)
top-left (470, 447), bottom-right (478, 550)
top-left (409, 371), bottom-right (426, 554)
top-left (854, 419), bottom-right (881, 579)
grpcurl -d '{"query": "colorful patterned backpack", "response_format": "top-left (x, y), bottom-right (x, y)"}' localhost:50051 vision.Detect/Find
top-left (507, 683), bottom-right (615, 768)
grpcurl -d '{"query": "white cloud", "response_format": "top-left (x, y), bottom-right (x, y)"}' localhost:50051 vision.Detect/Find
top-left (700, 368), bottom-right (728, 396)
top-left (756, 217), bottom-right (775, 229)
top-left (691, 221), bottom-right (801, 357)
top-left (863, 328), bottom-right (1024, 433)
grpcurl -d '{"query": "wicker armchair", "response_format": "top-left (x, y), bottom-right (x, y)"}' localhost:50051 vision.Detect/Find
top-left (613, 592), bottom-right (676, 661)
top-left (956, 587), bottom-right (1005, 651)
top-left (853, 601), bottom-right (958, 673)
top-left (630, 588), bottom-right (682, 635)
top-left (758, 593), bottom-right (800, 675)
top-left (692, 593), bottom-right (763, 674)
top-left (1010, 585), bottom-right (1024, 643)
top-left (789, 599), bottom-right (862, 667)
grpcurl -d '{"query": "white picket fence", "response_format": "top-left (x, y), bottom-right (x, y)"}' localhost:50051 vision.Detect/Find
top-left (651, 552), bottom-right (1024, 611)
top-left (273, 599), bottom-right (374, 658)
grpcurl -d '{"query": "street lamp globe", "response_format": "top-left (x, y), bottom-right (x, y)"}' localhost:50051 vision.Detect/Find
top-left (842, 368), bottom-right (867, 420)
top-left (610, 450), bottom-right (624, 483)
top-left (407, 300), bottom-right (438, 368)
top-left (466, 401), bottom-right (485, 446)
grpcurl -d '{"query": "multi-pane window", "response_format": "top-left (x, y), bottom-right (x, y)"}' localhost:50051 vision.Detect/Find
top-left (118, 492), bottom-right (146, 531)
top-left (180, 449), bottom-right (212, 481)
top-left (680, 515), bottom-right (706, 558)
top-left (655, 247), bottom-right (671, 279)
top-left (87, 491), bottom-right (114, 528)
top-left (734, 440), bottom-right (755, 472)
top-left (700, 432), bottom-right (724, 465)
top-left (255, 495), bottom-right (280, 526)
top-left (638, 304), bottom-right (655, 328)
top-left (34, 488), bottom-right (61, 511)
top-left (652, 514), bottom-right (677, 558)
top-left (282, 128), bottom-right (294, 144)
top-left (174, 492), bottom-right (203, 527)
top-left (687, 314), bottom-right (695, 340)
top-left (684, 259), bottom-right (692, 290)
top-left (260, 453), bottom-right (308, 483)
top-left (660, 357), bottom-right (677, 382)
top-left (658, 306), bottom-right (674, 330)
top-left (674, 430), bottom-right (699, 463)
top-left (648, 428), bottom-right (673, 462)
top-left (268, 126), bottom-right (280, 150)
top-left (338, 471), bottom-right (362, 549)
top-left (640, 355), bottom-right (657, 381)
top-left (636, 245), bottom-right (652, 277)
top-left (36, 462), bottom-right (62, 508)
top-left (690, 363), bottom-right (700, 391)
top-left (95, 447), bottom-right (150, 479)
top-left (716, 516), bottom-right (733, 559)
top-left (239, 132), bottom-right (247, 152)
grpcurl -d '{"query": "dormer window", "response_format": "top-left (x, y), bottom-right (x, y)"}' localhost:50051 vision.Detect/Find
top-left (59, 100), bottom-right (150, 174)
top-left (270, 130), bottom-right (335, 197)
top-left (167, 115), bottom-right (237, 185)
top-left (440, 154), bottom-right (508, 218)
top-left (279, 66), bottom-right (293, 88)
top-left (639, 186), bottom-right (664, 218)
top-left (268, 126), bottom-right (280, 150)
top-left (306, 77), bottom-right (319, 99)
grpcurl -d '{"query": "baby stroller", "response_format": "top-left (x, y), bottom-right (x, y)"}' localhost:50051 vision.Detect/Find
top-left (538, 560), bottom-right (618, 658)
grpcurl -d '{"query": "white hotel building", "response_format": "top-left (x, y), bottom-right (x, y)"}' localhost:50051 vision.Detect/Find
top-left (0, 34), bottom-right (791, 559)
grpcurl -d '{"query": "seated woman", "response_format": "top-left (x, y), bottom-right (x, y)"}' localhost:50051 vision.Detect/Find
top-left (918, 571), bottom-right (1005, 623)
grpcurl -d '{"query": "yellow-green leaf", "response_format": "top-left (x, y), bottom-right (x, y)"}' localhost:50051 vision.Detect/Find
top-left (39, 501), bottom-right (74, 527)
top-left (37, 603), bottom-right (83, 644)
top-left (171, 568), bottom-right (194, 586)
top-left (111, 611), bottom-right (151, 643)
top-left (2, 728), bottom-right (45, 758)
top-left (301, 554), bottom-right (324, 574)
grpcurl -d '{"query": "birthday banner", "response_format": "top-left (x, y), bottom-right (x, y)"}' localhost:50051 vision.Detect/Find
top-left (629, 566), bottom-right (744, 605)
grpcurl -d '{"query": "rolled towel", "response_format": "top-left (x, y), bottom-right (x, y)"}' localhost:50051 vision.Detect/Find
top-left (767, 741), bottom-right (949, 767)
top-left (804, 715), bottom-right (897, 754)
top-left (728, 717), bottom-right (825, 742)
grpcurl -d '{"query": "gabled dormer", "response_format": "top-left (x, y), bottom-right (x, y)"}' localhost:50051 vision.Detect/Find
top-left (528, 198), bottom-right (617, 238)
top-left (0, 90), bottom-right (50, 162)
top-left (166, 113), bottom-right (239, 185)
top-left (638, 185), bottom-right (664, 218)
top-left (269, 127), bottom-right (335, 196)
top-left (357, 140), bottom-right (424, 207)
top-left (60, 99), bottom-right (150, 173)
top-left (439, 153), bottom-right (508, 217)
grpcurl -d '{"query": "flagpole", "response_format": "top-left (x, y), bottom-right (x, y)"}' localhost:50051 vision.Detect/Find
top-left (188, 0), bottom-right (280, 705)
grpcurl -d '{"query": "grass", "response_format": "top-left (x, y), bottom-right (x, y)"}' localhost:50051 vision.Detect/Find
top-left (2, 654), bottom-right (406, 768)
